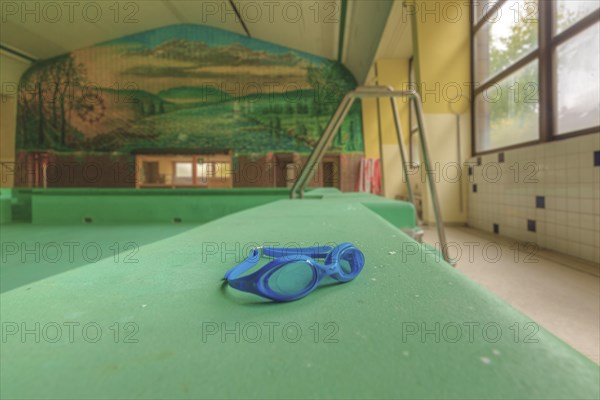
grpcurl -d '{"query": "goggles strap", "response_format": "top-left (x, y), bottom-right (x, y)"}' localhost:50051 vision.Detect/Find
top-left (263, 246), bottom-right (332, 259)
top-left (223, 248), bottom-right (261, 281)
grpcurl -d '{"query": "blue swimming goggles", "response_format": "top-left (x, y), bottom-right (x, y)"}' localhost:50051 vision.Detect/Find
top-left (223, 243), bottom-right (365, 302)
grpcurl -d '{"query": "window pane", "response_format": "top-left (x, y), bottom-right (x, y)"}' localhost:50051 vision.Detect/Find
top-left (555, 23), bottom-right (600, 135)
top-left (174, 162), bottom-right (193, 185)
top-left (555, 0), bottom-right (599, 34)
top-left (197, 161), bottom-right (231, 183)
top-left (476, 61), bottom-right (539, 151)
top-left (196, 161), bottom-right (210, 185)
top-left (473, 0), bottom-right (501, 25)
top-left (475, 0), bottom-right (539, 82)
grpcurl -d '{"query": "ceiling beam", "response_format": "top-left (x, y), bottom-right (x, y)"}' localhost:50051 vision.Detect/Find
top-left (0, 44), bottom-right (37, 63)
top-left (162, 0), bottom-right (188, 24)
top-left (228, 0), bottom-right (251, 38)
top-left (337, 0), bottom-right (348, 63)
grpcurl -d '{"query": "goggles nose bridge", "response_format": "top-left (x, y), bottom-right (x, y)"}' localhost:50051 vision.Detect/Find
top-left (310, 260), bottom-right (336, 275)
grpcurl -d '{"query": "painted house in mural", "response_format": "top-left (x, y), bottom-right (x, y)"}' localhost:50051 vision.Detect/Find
top-left (15, 24), bottom-right (364, 189)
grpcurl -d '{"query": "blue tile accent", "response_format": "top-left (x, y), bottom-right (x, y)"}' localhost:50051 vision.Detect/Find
top-left (493, 224), bottom-right (499, 234)
top-left (527, 219), bottom-right (536, 232)
top-left (536, 196), bottom-right (545, 209)
top-left (472, 184), bottom-right (477, 193)
top-left (594, 151), bottom-right (600, 166)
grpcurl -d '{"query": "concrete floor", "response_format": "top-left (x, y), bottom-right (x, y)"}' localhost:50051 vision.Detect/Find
top-left (422, 225), bottom-right (600, 364)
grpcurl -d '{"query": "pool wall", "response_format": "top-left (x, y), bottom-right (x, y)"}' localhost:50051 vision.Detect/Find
top-left (1, 188), bottom-right (418, 232)
top-left (0, 189), bottom-right (12, 224)
top-left (26, 188), bottom-right (292, 224)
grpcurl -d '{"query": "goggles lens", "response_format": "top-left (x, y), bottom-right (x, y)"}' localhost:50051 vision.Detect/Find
top-left (339, 248), bottom-right (363, 275)
top-left (339, 251), bottom-right (353, 274)
top-left (268, 261), bottom-right (315, 295)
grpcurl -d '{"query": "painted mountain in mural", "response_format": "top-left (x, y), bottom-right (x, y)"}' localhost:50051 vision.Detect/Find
top-left (128, 39), bottom-right (305, 67)
top-left (16, 24), bottom-right (363, 154)
top-left (157, 86), bottom-right (233, 104)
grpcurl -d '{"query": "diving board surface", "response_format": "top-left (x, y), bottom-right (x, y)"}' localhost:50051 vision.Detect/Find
top-left (1, 191), bottom-right (598, 399)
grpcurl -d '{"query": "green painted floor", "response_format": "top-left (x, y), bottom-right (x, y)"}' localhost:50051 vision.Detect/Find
top-left (1, 193), bottom-right (599, 399)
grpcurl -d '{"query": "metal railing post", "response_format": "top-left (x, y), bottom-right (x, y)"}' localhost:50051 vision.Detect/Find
top-left (411, 93), bottom-right (450, 263)
top-left (390, 97), bottom-right (414, 205)
top-left (290, 94), bottom-right (355, 198)
top-left (289, 86), bottom-right (451, 264)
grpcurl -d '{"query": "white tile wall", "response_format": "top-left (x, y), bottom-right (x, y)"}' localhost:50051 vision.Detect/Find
top-left (468, 133), bottom-right (600, 264)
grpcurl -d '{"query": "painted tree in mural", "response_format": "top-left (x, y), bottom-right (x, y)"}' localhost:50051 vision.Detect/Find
top-left (307, 62), bottom-right (362, 152)
top-left (50, 55), bottom-right (87, 145)
top-left (18, 55), bottom-right (87, 148)
top-left (37, 69), bottom-right (48, 146)
top-left (17, 70), bottom-right (41, 147)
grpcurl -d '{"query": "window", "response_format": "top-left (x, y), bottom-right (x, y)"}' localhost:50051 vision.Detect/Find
top-left (474, 1), bottom-right (538, 82)
top-left (197, 161), bottom-right (232, 184)
top-left (196, 161), bottom-right (210, 185)
top-left (555, 23), bottom-right (600, 134)
top-left (135, 154), bottom-right (233, 188)
top-left (554, 0), bottom-right (599, 33)
top-left (472, 0), bottom-right (600, 153)
top-left (473, 1), bottom-right (501, 25)
top-left (475, 60), bottom-right (539, 150)
top-left (174, 162), bottom-right (193, 185)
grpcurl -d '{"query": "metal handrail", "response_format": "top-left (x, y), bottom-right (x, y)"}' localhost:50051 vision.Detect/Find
top-left (290, 86), bottom-right (451, 264)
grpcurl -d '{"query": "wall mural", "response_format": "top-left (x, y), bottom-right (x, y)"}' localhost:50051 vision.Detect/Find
top-left (16, 24), bottom-right (363, 156)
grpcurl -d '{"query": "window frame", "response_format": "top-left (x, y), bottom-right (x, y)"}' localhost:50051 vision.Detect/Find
top-left (471, 0), bottom-right (600, 155)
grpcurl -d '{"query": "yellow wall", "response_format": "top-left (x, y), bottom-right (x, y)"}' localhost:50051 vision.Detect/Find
top-left (361, 58), bottom-right (411, 199)
top-left (376, 59), bottom-right (411, 145)
top-left (412, 0), bottom-right (471, 224)
top-left (414, 0), bottom-right (470, 114)
top-left (361, 98), bottom-right (380, 159)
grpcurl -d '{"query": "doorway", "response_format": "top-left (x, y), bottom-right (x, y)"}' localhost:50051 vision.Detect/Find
top-left (322, 156), bottom-right (340, 188)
